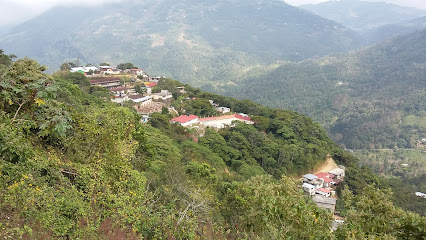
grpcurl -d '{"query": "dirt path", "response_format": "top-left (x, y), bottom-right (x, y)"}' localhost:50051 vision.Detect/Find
top-left (314, 154), bottom-right (338, 174)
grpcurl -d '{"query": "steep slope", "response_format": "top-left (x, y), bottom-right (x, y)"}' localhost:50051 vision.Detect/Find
top-left (0, 0), bottom-right (363, 86)
top-left (362, 16), bottom-right (426, 44)
top-left (226, 29), bottom-right (426, 150)
top-left (301, 0), bottom-right (426, 31)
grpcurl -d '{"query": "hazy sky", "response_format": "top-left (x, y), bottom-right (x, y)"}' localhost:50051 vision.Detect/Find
top-left (1, 0), bottom-right (426, 27)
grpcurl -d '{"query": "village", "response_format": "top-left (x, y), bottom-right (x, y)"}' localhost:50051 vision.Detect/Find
top-left (75, 64), bottom-right (347, 229)
top-left (72, 64), bottom-right (254, 130)
top-left (301, 163), bottom-right (346, 229)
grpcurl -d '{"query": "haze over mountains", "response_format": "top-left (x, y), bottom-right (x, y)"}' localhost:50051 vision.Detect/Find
top-left (0, 0), bottom-right (425, 152)
top-left (225, 29), bottom-right (426, 149)
top-left (301, 0), bottom-right (426, 31)
top-left (0, 0), bottom-right (363, 84)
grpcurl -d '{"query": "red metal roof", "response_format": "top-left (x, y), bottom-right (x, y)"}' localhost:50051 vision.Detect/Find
top-left (146, 82), bottom-right (157, 88)
top-left (316, 172), bottom-right (334, 179)
top-left (89, 78), bottom-right (121, 84)
top-left (322, 177), bottom-right (334, 183)
top-left (317, 188), bottom-right (331, 193)
top-left (170, 114), bottom-right (199, 123)
top-left (109, 87), bottom-right (128, 91)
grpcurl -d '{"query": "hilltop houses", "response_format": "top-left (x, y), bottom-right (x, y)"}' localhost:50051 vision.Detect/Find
top-left (301, 166), bottom-right (345, 213)
top-left (90, 78), bottom-right (122, 89)
top-left (169, 113), bottom-right (254, 129)
top-left (170, 115), bottom-right (199, 127)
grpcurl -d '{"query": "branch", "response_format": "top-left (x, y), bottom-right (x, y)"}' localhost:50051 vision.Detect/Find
top-left (11, 99), bottom-right (29, 123)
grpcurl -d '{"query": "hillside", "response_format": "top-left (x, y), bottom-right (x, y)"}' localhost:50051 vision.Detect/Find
top-left (0, 0), bottom-right (363, 86)
top-left (0, 54), bottom-right (424, 238)
top-left (362, 16), bottom-right (426, 44)
top-left (301, 0), bottom-right (426, 31)
top-left (225, 29), bottom-right (426, 152)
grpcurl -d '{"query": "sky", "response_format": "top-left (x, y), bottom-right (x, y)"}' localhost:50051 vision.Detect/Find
top-left (1, 0), bottom-right (426, 27)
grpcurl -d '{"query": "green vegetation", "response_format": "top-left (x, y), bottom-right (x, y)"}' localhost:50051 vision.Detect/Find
top-left (226, 29), bottom-right (426, 151)
top-left (0, 54), bottom-right (424, 239)
top-left (301, 0), bottom-right (426, 32)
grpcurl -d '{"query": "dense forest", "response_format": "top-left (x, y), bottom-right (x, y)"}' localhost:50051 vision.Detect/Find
top-left (0, 53), bottom-right (425, 239)
top-left (225, 29), bottom-right (426, 151)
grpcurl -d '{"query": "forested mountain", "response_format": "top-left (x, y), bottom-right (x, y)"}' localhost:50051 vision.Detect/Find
top-left (225, 29), bottom-right (426, 151)
top-left (0, 0), bottom-right (363, 86)
top-left (362, 16), bottom-right (426, 44)
top-left (1, 53), bottom-right (424, 238)
top-left (301, 0), bottom-right (426, 31)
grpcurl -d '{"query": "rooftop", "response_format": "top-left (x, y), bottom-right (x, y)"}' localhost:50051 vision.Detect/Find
top-left (145, 82), bottom-right (157, 88)
top-left (316, 188), bottom-right (331, 193)
top-left (89, 78), bottom-right (121, 84)
top-left (315, 172), bottom-right (334, 179)
top-left (110, 87), bottom-right (129, 92)
top-left (312, 195), bottom-right (336, 205)
top-left (303, 174), bottom-right (318, 181)
top-left (170, 114), bottom-right (199, 123)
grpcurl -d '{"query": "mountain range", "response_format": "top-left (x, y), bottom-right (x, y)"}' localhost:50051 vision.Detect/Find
top-left (1, 0), bottom-right (425, 154)
top-left (0, 0), bottom-right (363, 85)
top-left (300, 0), bottom-right (426, 31)
top-left (225, 29), bottom-right (426, 149)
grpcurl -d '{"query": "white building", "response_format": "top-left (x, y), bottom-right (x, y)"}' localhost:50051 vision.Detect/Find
top-left (170, 114), bottom-right (199, 127)
top-left (302, 183), bottom-right (316, 196)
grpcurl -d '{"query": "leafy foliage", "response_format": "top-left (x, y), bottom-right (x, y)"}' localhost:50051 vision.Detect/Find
top-left (1, 57), bottom-right (424, 239)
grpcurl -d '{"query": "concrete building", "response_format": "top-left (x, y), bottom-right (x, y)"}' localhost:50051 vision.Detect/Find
top-left (312, 195), bottom-right (337, 212)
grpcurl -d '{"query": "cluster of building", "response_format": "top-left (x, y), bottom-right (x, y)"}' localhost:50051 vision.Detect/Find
top-left (301, 166), bottom-right (345, 212)
top-left (70, 65), bottom-right (164, 81)
top-left (88, 75), bottom-right (170, 121)
top-left (170, 113), bottom-right (253, 129)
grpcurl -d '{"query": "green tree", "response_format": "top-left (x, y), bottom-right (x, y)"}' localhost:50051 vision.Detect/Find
top-left (117, 62), bottom-right (138, 70)
top-left (0, 58), bottom-right (57, 122)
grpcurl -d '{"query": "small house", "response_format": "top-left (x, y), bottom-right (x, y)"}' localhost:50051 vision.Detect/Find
top-left (312, 195), bottom-right (336, 212)
top-left (302, 183), bottom-right (316, 196)
top-left (329, 166), bottom-right (345, 181)
top-left (316, 188), bottom-right (331, 197)
top-left (216, 107), bottom-right (231, 113)
top-left (170, 114), bottom-right (199, 127)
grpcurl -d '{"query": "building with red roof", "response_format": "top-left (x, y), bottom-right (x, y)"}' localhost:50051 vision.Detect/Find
top-left (316, 188), bottom-right (331, 197)
top-left (170, 114), bottom-right (199, 127)
top-left (315, 172), bottom-right (336, 187)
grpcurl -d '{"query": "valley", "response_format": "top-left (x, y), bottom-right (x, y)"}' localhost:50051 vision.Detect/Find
top-left (0, 0), bottom-right (425, 238)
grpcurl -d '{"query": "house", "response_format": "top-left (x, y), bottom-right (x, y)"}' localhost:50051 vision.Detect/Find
top-left (152, 90), bottom-right (173, 101)
top-left (315, 172), bottom-right (335, 187)
top-left (312, 195), bottom-right (337, 212)
top-left (141, 115), bottom-right (151, 123)
top-left (415, 192), bottom-right (426, 198)
top-left (129, 95), bottom-right (152, 106)
top-left (303, 174), bottom-right (318, 182)
top-left (329, 166), bottom-right (345, 181)
top-left (70, 66), bottom-right (99, 75)
top-left (145, 82), bottom-right (158, 94)
top-left (90, 78), bottom-right (122, 89)
top-left (170, 114), bottom-right (199, 127)
top-left (129, 69), bottom-right (143, 75)
top-left (302, 183), bottom-right (316, 196)
top-left (316, 188), bottom-right (331, 197)
top-left (303, 174), bottom-right (324, 189)
top-left (99, 66), bottom-right (121, 75)
top-left (177, 86), bottom-right (186, 93)
top-left (216, 107), bottom-right (231, 113)
top-left (110, 87), bottom-right (129, 95)
top-left (198, 114), bottom-right (254, 129)
top-left (149, 76), bottom-right (163, 82)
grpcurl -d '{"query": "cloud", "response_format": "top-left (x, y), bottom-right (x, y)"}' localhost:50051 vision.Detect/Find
top-left (0, 0), bottom-right (123, 27)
